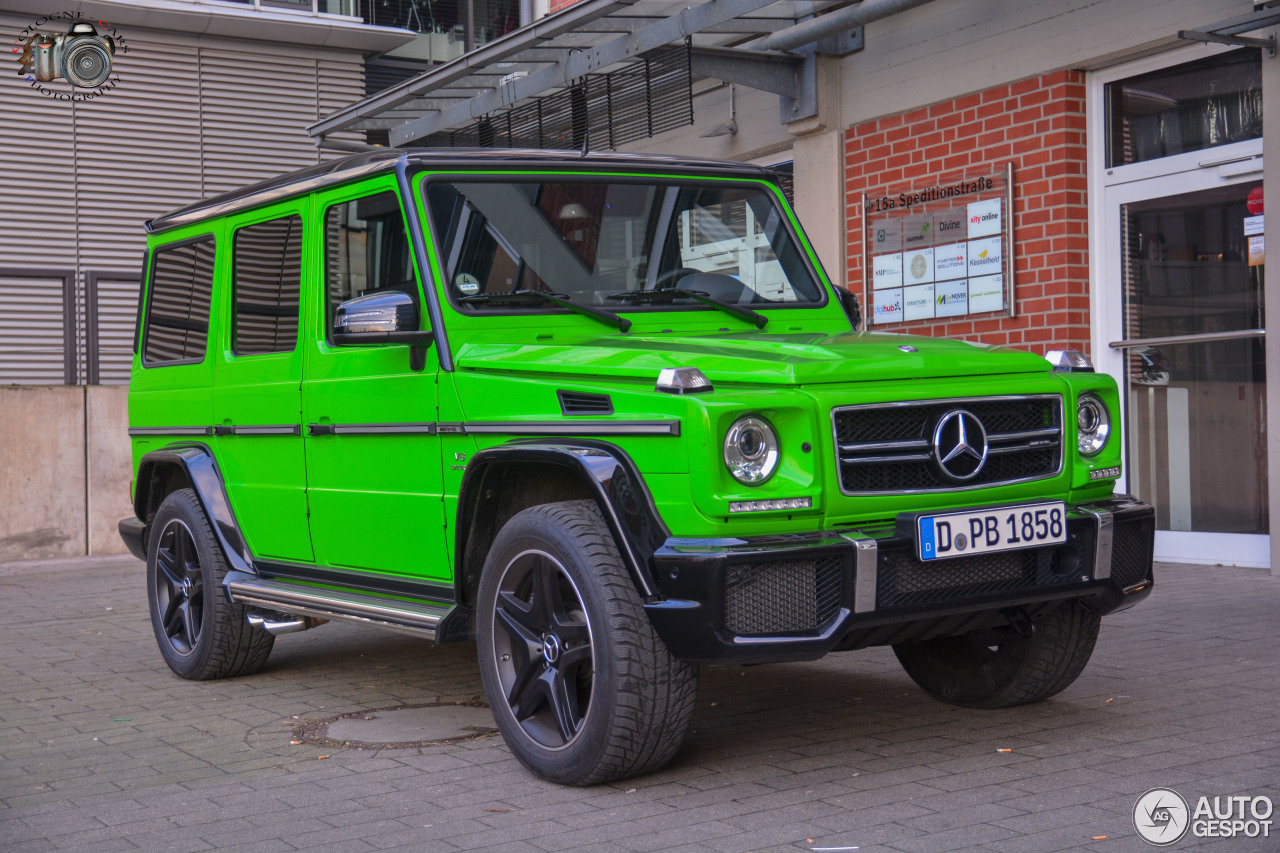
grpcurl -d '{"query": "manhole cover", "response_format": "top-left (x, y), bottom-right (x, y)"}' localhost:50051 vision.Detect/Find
top-left (311, 704), bottom-right (498, 748)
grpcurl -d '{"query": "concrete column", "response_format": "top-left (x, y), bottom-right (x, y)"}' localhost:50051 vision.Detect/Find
top-left (790, 130), bottom-right (848, 288)
top-left (0, 386), bottom-right (87, 561)
top-left (1264, 47), bottom-right (1280, 576)
top-left (87, 386), bottom-right (132, 556)
top-left (788, 55), bottom-right (847, 289)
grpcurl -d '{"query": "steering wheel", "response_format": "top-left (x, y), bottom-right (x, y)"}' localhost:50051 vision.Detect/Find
top-left (653, 268), bottom-right (700, 290)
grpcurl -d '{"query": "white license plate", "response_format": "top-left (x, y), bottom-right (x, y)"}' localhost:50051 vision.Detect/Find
top-left (916, 502), bottom-right (1066, 561)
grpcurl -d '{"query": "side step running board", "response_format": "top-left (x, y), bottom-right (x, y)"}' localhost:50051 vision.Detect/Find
top-left (225, 573), bottom-right (456, 642)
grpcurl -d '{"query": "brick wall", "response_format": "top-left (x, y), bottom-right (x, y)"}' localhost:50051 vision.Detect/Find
top-left (549, 0), bottom-right (584, 12)
top-left (845, 71), bottom-right (1089, 356)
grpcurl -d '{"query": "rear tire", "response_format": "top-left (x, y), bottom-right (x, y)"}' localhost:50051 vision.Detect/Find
top-left (146, 488), bottom-right (274, 680)
top-left (477, 500), bottom-right (698, 785)
top-left (892, 602), bottom-right (1100, 709)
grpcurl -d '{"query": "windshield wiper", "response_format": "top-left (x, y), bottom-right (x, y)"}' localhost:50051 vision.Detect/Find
top-left (460, 290), bottom-right (630, 332)
top-left (607, 287), bottom-right (768, 329)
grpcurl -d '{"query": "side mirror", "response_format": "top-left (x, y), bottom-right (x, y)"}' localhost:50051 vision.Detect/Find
top-left (834, 286), bottom-right (861, 330)
top-left (332, 291), bottom-right (434, 371)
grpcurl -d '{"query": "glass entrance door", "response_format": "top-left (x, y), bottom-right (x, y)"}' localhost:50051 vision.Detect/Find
top-left (1102, 167), bottom-right (1268, 566)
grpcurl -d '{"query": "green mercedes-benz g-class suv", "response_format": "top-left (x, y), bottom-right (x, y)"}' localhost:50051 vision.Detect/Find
top-left (120, 149), bottom-right (1154, 785)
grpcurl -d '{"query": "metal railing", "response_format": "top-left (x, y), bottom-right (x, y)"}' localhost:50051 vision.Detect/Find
top-left (1109, 329), bottom-right (1266, 349)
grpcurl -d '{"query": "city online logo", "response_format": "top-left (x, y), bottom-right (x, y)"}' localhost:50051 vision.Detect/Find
top-left (12, 11), bottom-right (128, 101)
top-left (1133, 788), bottom-right (1274, 845)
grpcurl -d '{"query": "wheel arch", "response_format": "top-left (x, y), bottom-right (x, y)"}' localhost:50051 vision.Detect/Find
top-left (133, 443), bottom-right (255, 574)
top-left (455, 440), bottom-right (669, 607)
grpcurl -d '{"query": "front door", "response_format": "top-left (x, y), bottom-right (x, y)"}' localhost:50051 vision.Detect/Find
top-left (1101, 158), bottom-right (1267, 566)
top-left (302, 181), bottom-right (448, 583)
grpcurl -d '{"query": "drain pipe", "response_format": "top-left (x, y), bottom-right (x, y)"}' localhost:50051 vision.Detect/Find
top-left (753, 0), bottom-right (940, 53)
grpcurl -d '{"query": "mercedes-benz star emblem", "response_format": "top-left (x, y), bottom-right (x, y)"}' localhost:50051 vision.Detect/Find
top-left (932, 409), bottom-right (989, 481)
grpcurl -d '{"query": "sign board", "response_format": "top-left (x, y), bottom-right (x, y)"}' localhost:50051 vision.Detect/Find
top-left (863, 169), bottom-right (1014, 326)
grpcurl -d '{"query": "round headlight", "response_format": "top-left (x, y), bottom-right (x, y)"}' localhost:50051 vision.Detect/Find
top-left (723, 416), bottom-right (779, 484)
top-left (1077, 394), bottom-right (1110, 456)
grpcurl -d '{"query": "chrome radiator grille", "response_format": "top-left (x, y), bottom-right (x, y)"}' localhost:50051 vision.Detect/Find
top-left (832, 395), bottom-right (1063, 494)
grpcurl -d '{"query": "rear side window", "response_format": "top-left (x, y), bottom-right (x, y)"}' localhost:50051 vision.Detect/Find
top-left (143, 237), bottom-right (216, 365)
top-left (324, 192), bottom-right (415, 336)
top-left (233, 215), bottom-right (303, 356)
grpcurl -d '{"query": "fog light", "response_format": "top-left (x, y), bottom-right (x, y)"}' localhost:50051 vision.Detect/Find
top-left (729, 497), bottom-right (813, 513)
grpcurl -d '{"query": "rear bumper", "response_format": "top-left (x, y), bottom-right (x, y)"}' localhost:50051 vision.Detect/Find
top-left (644, 496), bottom-right (1155, 664)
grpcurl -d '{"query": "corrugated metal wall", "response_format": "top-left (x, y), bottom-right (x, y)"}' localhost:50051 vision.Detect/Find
top-left (0, 13), bottom-right (365, 385)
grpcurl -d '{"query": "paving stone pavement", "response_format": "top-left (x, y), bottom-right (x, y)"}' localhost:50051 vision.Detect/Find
top-left (1, 557), bottom-right (1277, 853)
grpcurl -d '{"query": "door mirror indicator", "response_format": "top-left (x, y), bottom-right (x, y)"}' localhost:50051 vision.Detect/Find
top-left (332, 291), bottom-right (434, 371)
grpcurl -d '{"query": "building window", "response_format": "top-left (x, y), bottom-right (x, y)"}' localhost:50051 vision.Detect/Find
top-left (1107, 48), bottom-right (1261, 168)
top-left (233, 216), bottom-right (303, 356)
top-left (365, 0), bottom-right (521, 57)
top-left (143, 238), bottom-right (216, 365)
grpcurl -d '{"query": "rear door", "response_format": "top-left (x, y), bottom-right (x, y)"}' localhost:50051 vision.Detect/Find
top-left (211, 203), bottom-right (313, 562)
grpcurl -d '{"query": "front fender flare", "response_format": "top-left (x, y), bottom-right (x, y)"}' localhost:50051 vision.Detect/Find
top-left (455, 439), bottom-right (669, 602)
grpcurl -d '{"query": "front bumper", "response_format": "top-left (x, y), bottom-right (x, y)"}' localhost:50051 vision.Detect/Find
top-left (119, 517), bottom-right (148, 562)
top-left (644, 496), bottom-right (1155, 664)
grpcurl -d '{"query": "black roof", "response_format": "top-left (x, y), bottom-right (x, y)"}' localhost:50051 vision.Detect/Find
top-left (146, 148), bottom-right (779, 234)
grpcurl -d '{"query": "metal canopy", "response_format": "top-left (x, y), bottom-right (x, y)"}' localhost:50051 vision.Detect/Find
top-left (1177, 6), bottom-right (1280, 55)
top-left (308, 0), bottom-right (936, 148)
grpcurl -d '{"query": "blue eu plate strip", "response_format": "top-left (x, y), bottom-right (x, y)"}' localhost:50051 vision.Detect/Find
top-left (919, 517), bottom-right (937, 561)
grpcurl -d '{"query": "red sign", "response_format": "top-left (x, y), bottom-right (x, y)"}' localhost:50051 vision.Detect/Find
top-left (1247, 185), bottom-right (1264, 215)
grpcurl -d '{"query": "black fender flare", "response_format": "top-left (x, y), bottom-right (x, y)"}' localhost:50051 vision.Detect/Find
top-left (455, 439), bottom-right (669, 603)
top-left (132, 443), bottom-right (256, 575)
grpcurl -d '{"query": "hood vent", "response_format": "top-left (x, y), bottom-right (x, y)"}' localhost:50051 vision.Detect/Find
top-left (558, 390), bottom-right (614, 416)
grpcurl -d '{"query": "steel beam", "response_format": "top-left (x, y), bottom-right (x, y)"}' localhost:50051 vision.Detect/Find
top-left (753, 0), bottom-right (936, 53)
top-left (576, 15), bottom-right (799, 34)
top-left (688, 46), bottom-right (800, 99)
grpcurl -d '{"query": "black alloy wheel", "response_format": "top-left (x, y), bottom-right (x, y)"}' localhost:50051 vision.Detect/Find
top-left (477, 500), bottom-right (698, 785)
top-left (145, 488), bottom-right (274, 681)
top-left (491, 549), bottom-right (594, 748)
top-left (151, 518), bottom-right (205, 656)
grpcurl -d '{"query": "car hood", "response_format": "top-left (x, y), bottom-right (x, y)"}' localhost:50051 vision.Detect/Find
top-left (452, 331), bottom-right (1053, 385)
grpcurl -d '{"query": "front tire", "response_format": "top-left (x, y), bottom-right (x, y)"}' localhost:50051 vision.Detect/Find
top-left (146, 488), bottom-right (274, 680)
top-left (477, 500), bottom-right (698, 785)
top-left (892, 601), bottom-right (1100, 709)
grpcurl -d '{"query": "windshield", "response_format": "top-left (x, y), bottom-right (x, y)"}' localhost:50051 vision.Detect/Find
top-left (425, 178), bottom-right (825, 312)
